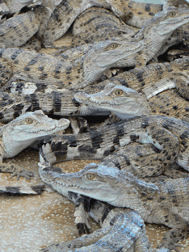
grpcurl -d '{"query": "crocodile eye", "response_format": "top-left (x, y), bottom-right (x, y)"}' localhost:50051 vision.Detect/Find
top-left (169, 12), bottom-right (176, 17)
top-left (114, 89), bottom-right (124, 96)
top-left (86, 173), bottom-right (96, 180)
top-left (105, 43), bottom-right (119, 51)
top-left (111, 43), bottom-right (118, 48)
top-left (25, 118), bottom-right (33, 124)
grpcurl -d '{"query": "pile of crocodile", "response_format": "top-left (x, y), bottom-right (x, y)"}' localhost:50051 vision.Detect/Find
top-left (1, 0), bottom-right (189, 251)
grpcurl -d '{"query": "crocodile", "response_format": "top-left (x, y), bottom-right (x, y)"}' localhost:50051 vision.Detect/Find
top-left (74, 56), bottom-right (189, 120)
top-left (38, 150), bottom-right (154, 251)
top-left (0, 0), bottom-right (61, 48)
top-left (76, 7), bottom-right (189, 70)
top-left (0, 38), bottom-right (146, 90)
top-left (43, 0), bottom-right (163, 45)
top-left (69, 6), bottom-right (137, 49)
top-left (0, 55), bottom-right (188, 124)
top-left (1, 7), bottom-right (189, 89)
top-left (38, 160), bottom-right (189, 251)
top-left (39, 111), bottom-right (189, 182)
top-left (0, 110), bottom-right (69, 179)
top-left (40, 139), bottom-right (189, 240)
top-left (42, 0), bottom-right (189, 52)
top-left (70, 4), bottom-right (188, 55)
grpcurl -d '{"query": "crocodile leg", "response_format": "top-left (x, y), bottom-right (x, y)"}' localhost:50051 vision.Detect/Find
top-left (0, 153), bottom-right (34, 180)
top-left (0, 162), bottom-right (34, 180)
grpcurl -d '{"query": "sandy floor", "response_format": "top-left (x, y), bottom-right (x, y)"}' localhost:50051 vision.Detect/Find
top-left (0, 148), bottom-right (189, 252)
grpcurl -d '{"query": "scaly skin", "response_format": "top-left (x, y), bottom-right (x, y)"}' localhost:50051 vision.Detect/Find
top-left (0, 79), bottom-right (110, 123)
top-left (1, 8), bottom-right (189, 88)
top-left (0, 8), bottom-right (41, 48)
top-left (0, 0), bottom-right (62, 48)
top-left (38, 160), bottom-right (189, 251)
top-left (43, 0), bottom-right (163, 45)
top-left (40, 114), bottom-right (189, 176)
top-left (70, 7), bottom-right (137, 48)
top-left (40, 140), bottom-right (189, 241)
top-left (75, 56), bottom-right (189, 120)
top-left (0, 57), bottom-right (188, 123)
top-left (43, 0), bottom-right (189, 51)
top-left (163, 0), bottom-right (189, 49)
top-left (0, 110), bottom-right (69, 179)
top-left (0, 40), bottom-right (145, 89)
top-left (0, 2), bottom-right (58, 48)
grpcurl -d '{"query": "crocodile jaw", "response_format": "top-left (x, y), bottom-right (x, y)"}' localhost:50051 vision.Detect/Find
top-left (75, 84), bottom-right (151, 118)
top-left (154, 7), bottom-right (189, 36)
top-left (39, 162), bottom-right (121, 203)
top-left (2, 110), bottom-right (70, 158)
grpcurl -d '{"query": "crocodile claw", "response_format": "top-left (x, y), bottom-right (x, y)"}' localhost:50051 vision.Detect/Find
top-left (10, 169), bottom-right (34, 180)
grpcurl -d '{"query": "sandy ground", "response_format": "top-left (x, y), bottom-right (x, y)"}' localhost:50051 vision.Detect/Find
top-left (0, 148), bottom-right (189, 252)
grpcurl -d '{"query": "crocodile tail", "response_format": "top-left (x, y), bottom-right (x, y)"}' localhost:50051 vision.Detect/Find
top-left (0, 184), bottom-right (45, 195)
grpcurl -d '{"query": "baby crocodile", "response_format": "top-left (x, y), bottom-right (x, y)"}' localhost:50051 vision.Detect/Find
top-left (38, 158), bottom-right (189, 251)
top-left (75, 56), bottom-right (189, 120)
top-left (43, 0), bottom-right (163, 45)
top-left (1, 7), bottom-right (189, 89)
top-left (0, 110), bottom-right (69, 179)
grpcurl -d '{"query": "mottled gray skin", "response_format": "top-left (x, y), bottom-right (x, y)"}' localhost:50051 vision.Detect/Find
top-left (38, 156), bottom-right (152, 252)
top-left (74, 56), bottom-right (189, 123)
top-left (0, 56), bottom-right (189, 123)
top-left (41, 114), bottom-right (189, 177)
top-left (0, 2), bottom-right (58, 48)
top-left (43, 0), bottom-right (163, 45)
top-left (0, 110), bottom-right (69, 179)
top-left (69, 6), bottom-right (137, 49)
top-left (1, 8), bottom-right (189, 88)
top-left (0, 0), bottom-right (63, 48)
top-left (0, 9), bottom-right (41, 48)
top-left (0, 80), bottom-right (110, 121)
top-left (38, 159), bottom-right (189, 251)
top-left (0, 40), bottom-right (144, 90)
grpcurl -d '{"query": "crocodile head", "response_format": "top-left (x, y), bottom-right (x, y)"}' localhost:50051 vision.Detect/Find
top-left (2, 110), bottom-right (70, 158)
top-left (39, 161), bottom-right (158, 210)
top-left (142, 7), bottom-right (189, 37)
top-left (74, 83), bottom-right (151, 119)
top-left (83, 40), bottom-right (145, 84)
top-left (163, 0), bottom-right (189, 9)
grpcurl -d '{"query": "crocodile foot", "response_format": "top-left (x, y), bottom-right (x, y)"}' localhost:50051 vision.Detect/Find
top-left (10, 168), bottom-right (34, 180)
